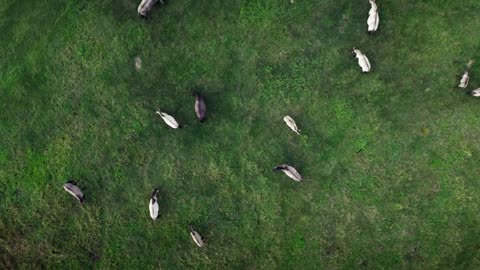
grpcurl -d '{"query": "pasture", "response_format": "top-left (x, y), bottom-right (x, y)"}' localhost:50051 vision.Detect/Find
top-left (1, 0), bottom-right (480, 268)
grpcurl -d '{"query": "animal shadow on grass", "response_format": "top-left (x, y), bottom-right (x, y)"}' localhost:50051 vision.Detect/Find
top-left (88, 250), bottom-right (101, 263)
top-left (276, 143), bottom-right (305, 180)
top-left (129, 70), bottom-right (170, 102)
top-left (65, 169), bottom-right (101, 205)
top-left (325, 242), bottom-right (342, 257)
top-left (189, 85), bottom-right (221, 121)
top-left (63, 178), bottom-right (87, 204)
top-left (198, 86), bottom-right (235, 122)
top-left (136, 0), bottom-right (169, 22)
top-left (0, 246), bottom-right (17, 269)
top-left (358, 259), bottom-right (368, 269)
top-left (188, 220), bottom-right (215, 243)
top-left (108, 0), bottom-right (142, 22)
top-left (190, 85), bottom-right (208, 122)
top-left (184, 86), bottom-right (235, 137)
top-left (152, 187), bottom-right (170, 218)
top-left (404, 244), bottom-right (424, 264)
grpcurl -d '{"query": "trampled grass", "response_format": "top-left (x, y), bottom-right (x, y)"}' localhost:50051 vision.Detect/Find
top-left (1, 0), bottom-right (480, 269)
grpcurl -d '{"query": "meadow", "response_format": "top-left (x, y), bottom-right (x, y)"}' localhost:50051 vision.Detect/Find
top-left (1, 0), bottom-right (480, 269)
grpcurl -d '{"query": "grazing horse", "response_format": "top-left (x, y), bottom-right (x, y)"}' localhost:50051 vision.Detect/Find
top-left (63, 181), bottom-right (85, 204)
top-left (192, 91), bottom-right (207, 122)
top-left (469, 88), bottom-right (480, 97)
top-left (273, 165), bottom-right (303, 182)
top-left (352, 48), bottom-right (371, 73)
top-left (283, 115), bottom-right (301, 135)
top-left (189, 225), bottom-right (204, 247)
top-left (149, 189), bottom-right (160, 220)
top-left (156, 111), bottom-right (181, 129)
top-left (138, 0), bottom-right (163, 18)
top-left (458, 71), bottom-right (470, 88)
top-left (367, 0), bottom-right (379, 33)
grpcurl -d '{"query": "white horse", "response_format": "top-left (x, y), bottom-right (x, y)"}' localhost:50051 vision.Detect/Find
top-left (367, 0), bottom-right (379, 33)
top-left (156, 110), bottom-right (181, 129)
top-left (352, 48), bottom-right (371, 73)
top-left (470, 88), bottom-right (480, 97)
top-left (138, 0), bottom-right (162, 18)
top-left (283, 115), bottom-right (301, 135)
top-left (458, 71), bottom-right (470, 88)
top-left (149, 189), bottom-right (160, 220)
top-left (189, 225), bottom-right (204, 247)
top-left (273, 164), bottom-right (303, 182)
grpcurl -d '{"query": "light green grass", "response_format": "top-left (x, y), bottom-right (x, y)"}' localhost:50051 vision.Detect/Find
top-left (1, 0), bottom-right (480, 269)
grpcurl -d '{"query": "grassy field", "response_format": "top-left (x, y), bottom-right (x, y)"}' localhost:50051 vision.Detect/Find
top-left (1, 0), bottom-right (480, 269)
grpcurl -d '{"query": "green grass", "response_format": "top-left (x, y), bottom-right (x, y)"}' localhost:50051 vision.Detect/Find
top-left (1, 0), bottom-right (480, 268)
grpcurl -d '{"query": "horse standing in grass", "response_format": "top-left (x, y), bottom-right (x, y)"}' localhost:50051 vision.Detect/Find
top-left (63, 181), bottom-right (85, 204)
top-left (273, 165), bottom-right (303, 182)
top-left (367, 0), bottom-right (379, 33)
top-left (149, 189), bottom-right (160, 220)
top-left (156, 111), bottom-right (182, 129)
top-left (192, 91), bottom-right (207, 122)
top-left (352, 48), bottom-right (371, 73)
top-left (138, 0), bottom-right (163, 18)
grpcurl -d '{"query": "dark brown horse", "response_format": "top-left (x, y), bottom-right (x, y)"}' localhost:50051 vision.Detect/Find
top-left (192, 91), bottom-right (207, 122)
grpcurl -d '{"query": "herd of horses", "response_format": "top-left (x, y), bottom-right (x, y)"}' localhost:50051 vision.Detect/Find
top-left (62, 0), bottom-right (478, 249)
